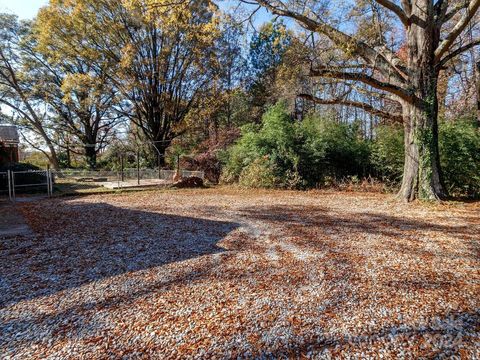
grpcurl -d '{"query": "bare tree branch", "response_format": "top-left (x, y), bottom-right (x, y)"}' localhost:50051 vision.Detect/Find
top-left (435, 0), bottom-right (480, 61)
top-left (249, 0), bottom-right (408, 84)
top-left (298, 93), bottom-right (403, 122)
top-left (374, 0), bottom-right (409, 26)
top-left (438, 38), bottom-right (480, 67)
top-left (18, 131), bottom-right (53, 162)
top-left (310, 67), bottom-right (413, 101)
top-left (400, 0), bottom-right (412, 15)
top-left (442, 1), bottom-right (470, 23)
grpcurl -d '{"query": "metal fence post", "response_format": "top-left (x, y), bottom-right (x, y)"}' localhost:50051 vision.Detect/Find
top-left (47, 170), bottom-right (53, 197)
top-left (7, 170), bottom-right (12, 202)
top-left (137, 150), bottom-right (140, 185)
top-left (46, 169), bottom-right (50, 197)
top-left (121, 155), bottom-right (125, 182)
top-left (11, 171), bottom-right (15, 202)
top-left (46, 166), bottom-right (52, 197)
top-left (50, 170), bottom-right (54, 196)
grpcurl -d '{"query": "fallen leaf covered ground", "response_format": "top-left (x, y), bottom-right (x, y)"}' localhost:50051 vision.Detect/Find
top-left (1, 188), bottom-right (479, 359)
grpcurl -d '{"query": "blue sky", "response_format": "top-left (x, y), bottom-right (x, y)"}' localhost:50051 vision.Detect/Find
top-left (0, 0), bottom-right (272, 26)
top-left (0, 0), bottom-right (48, 19)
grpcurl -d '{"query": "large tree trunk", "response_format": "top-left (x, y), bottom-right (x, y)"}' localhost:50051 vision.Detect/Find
top-left (66, 144), bottom-right (72, 168)
top-left (47, 145), bottom-right (60, 171)
top-left (475, 61), bottom-right (480, 125)
top-left (151, 141), bottom-right (169, 168)
top-left (84, 145), bottom-right (97, 170)
top-left (399, 98), bottom-right (446, 201)
top-left (82, 121), bottom-right (98, 170)
top-left (398, 1), bottom-right (447, 201)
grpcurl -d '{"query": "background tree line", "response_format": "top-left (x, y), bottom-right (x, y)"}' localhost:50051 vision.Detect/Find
top-left (0, 0), bottom-right (479, 200)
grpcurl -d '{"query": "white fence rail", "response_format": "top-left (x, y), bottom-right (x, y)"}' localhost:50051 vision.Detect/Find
top-left (13, 170), bottom-right (52, 200)
top-left (0, 170), bottom-right (52, 201)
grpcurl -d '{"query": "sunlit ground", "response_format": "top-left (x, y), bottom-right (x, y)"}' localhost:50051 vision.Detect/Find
top-left (1, 188), bottom-right (479, 358)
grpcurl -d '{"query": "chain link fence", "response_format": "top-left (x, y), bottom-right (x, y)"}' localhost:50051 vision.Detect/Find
top-left (51, 168), bottom-right (204, 195)
top-left (0, 171), bottom-right (10, 201)
top-left (7, 170), bottom-right (52, 201)
top-left (1, 168), bottom-right (204, 200)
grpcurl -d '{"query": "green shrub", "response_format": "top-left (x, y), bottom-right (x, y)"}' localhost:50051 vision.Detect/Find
top-left (370, 124), bottom-right (404, 183)
top-left (239, 157), bottom-right (279, 188)
top-left (222, 102), bottom-right (299, 186)
top-left (371, 119), bottom-right (480, 197)
top-left (297, 114), bottom-right (371, 186)
top-left (222, 102), bottom-right (371, 188)
top-left (0, 162), bottom-right (40, 172)
top-left (224, 103), bottom-right (480, 196)
top-left (439, 119), bottom-right (480, 198)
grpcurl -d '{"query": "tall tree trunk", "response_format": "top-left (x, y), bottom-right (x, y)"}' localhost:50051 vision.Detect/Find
top-left (84, 145), bottom-right (97, 170)
top-left (398, 1), bottom-right (447, 201)
top-left (152, 141), bottom-right (169, 168)
top-left (475, 61), bottom-right (480, 125)
top-left (66, 144), bottom-right (72, 168)
top-left (43, 136), bottom-right (60, 171)
top-left (399, 97), bottom-right (446, 201)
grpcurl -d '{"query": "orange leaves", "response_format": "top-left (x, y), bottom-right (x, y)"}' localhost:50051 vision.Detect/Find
top-left (2, 189), bottom-right (480, 358)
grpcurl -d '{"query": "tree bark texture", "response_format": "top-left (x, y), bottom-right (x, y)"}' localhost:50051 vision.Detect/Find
top-left (398, 1), bottom-right (447, 201)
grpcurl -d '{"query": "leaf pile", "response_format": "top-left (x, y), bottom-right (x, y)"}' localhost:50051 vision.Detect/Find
top-left (1, 189), bottom-right (479, 358)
